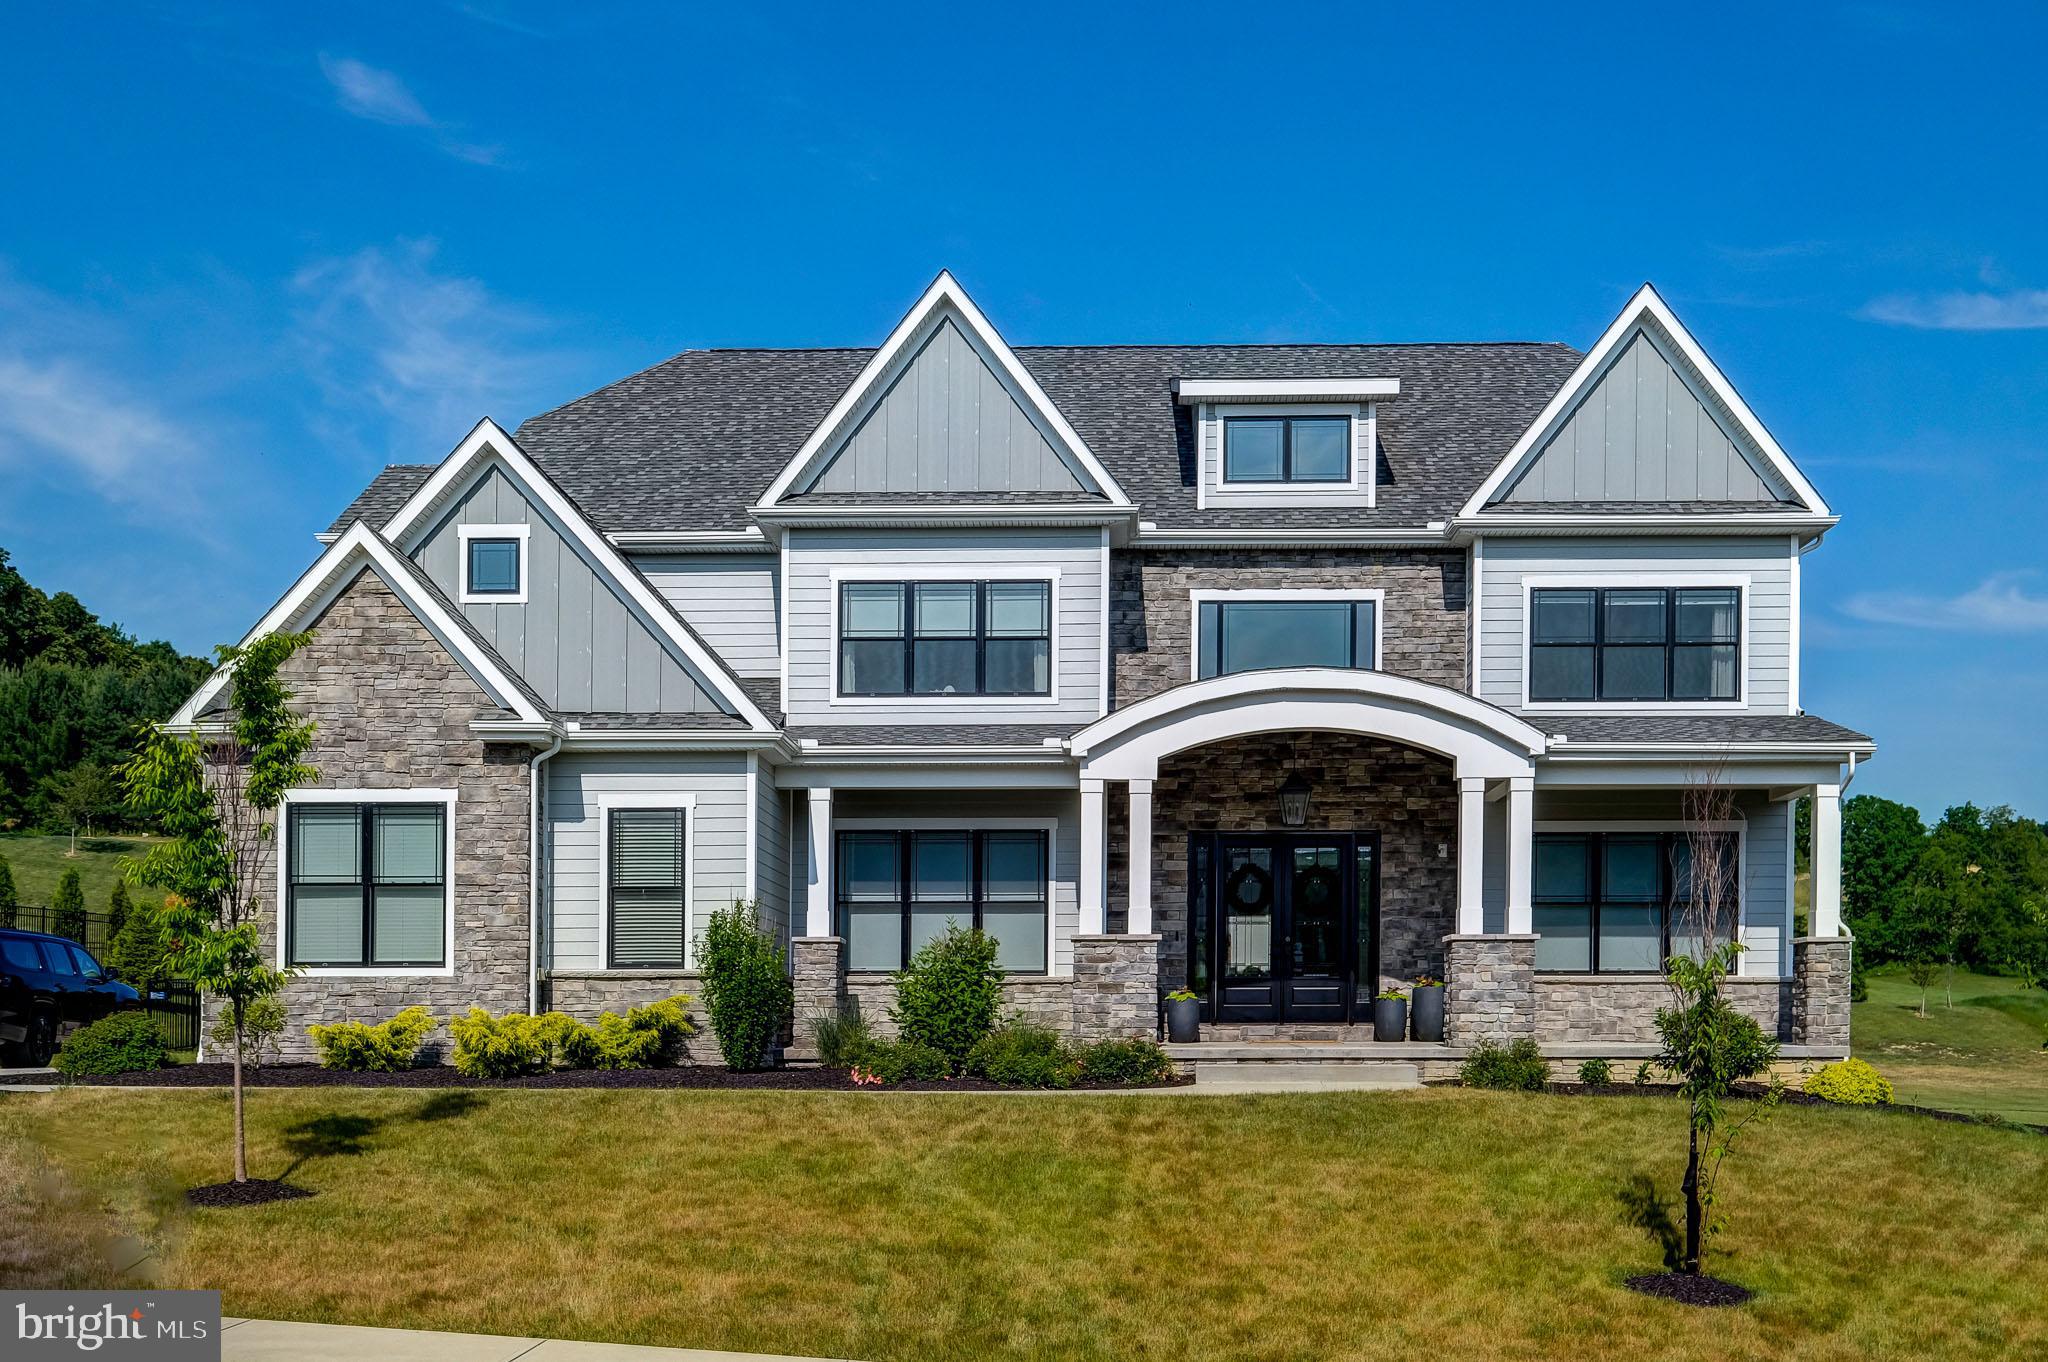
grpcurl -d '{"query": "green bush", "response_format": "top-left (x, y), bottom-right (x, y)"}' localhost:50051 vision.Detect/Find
top-left (207, 995), bottom-right (287, 1065)
top-left (0, 853), bottom-right (16, 928)
top-left (584, 997), bottom-right (696, 1069)
top-left (450, 1007), bottom-right (555, 1078)
top-left (859, 1039), bottom-right (952, 1082)
top-left (1075, 1037), bottom-right (1176, 1085)
top-left (53, 1011), bottom-right (167, 1076)
top-left (51, 868), bottom-right (85, 942)
top-left (698, 903), bottom-right (792, 1070)
top-left (1633, 1060), bottom-right (1655, 1088)
top-left (811, 1007), bottom-right (876, 1068)
top-left (891, 924), bottom-right (1003, 1063)
top-left (106, 880), bottom-right (131, 940)
top-left (307, 1006), bottom-right (436, 1072)
top-left (966, 1024), bottom-right (1076, 1088)
top-left (1576, 1057), bottom-right (1613, 1086)
top-left (451, 1000), bottom-right (696, 1078)
top-left (1804, 1057), bottom-right (1894, 1106)
top-left (106, 906), bottom-right (172, 994)
top-left (1459, 1037), bottom-right (1549, 1092)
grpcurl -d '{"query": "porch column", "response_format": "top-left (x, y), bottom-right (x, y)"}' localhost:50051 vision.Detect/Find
top-left (1504, 775), bottom-right (1534, 934)
top-left (1456, 776), bottom-right (1487, 935)
top-left (804, 786), bottom-right (834, 938)
top-left (1811, 782), bottom-right (1842, 936)
top-left (1079, 777), bottom-right (1107, 935)
top-left (1127, 779), bottom-right (1154, 935)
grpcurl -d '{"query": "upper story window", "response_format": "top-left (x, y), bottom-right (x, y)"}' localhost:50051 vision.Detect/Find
top-left (286, 798), bottom-right (449, 970)
top-left (1529, 586), bottom-right (1740, 703)
top-left (1196, 593), bottom-right (1379, 678)
top-left (458, 524), bottom-right (529, 604)
top-left (1223, 415), bottom-right (1352, 484)
top-left (838, 580), bottom-right (1052, 698)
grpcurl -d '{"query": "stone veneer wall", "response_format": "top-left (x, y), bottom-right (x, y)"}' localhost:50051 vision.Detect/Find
top-left (841, 975), bottom-right (1078, 1040)
top-left (1790, 936), bottom-right (1853, 1052)
top-left (1444, 935), bottom-right (1536, 1044)
top-left (1070, 935), bottom-right (1160, 1042)
top-left (1534, 977), bottom-right (1787, 1043)
top-left (1109, 547), bottom-right (1468, 707)
top-left (545, 971), bottom-right (714, 1062)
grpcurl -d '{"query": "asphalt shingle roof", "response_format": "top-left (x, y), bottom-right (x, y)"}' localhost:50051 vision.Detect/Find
top-left (325, 465), bottom-right (436, 535)
top-left (1542, 714), bottom-right (1872, 746)
top-left (787, 723), bottom-right (1087, 747)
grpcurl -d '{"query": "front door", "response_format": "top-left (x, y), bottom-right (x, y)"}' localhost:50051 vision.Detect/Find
top-left (1205, 834), bottom-right (1375, 1023)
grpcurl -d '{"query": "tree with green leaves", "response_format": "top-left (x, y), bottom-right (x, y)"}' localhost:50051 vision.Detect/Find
top-left (106, 878), bottom-right (131, 940)
top-left (0, 853), bottom-right (16, 928)
top-left (45, 760), bottom-right (121, 853)
top-left (107, 904), bottom-right (171, 994)
top-left (51, 867), bottom-right (86, 942)
top-left (124, 630), bottom-right (316, 1185)
top-left (1840, 795), bottom-right (1926, 959)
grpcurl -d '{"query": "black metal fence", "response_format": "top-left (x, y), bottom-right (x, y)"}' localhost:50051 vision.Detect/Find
top-left (146, 982), bottom-right (202, 1052)
top-left (6, 905), bottom-right (119, 955)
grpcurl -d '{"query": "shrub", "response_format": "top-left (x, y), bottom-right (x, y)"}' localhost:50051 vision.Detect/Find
top-left (1459, 1037), bottom-right (1549, 1092)
top-left (53, 1011), bottom-right (167, 1076)
top-left (1075, 1037), bottom-right (1176, 1086)
top-left (967, 1024), bottom-right (1076, 1088)
top-left (1633, 1060), bottom-right (1655, 1088)
top-left (107, 908), bottom-right (172, 995)
top-left (811, 1007), bottom-right (877, 1068)
top-left (859, 1039), bottom-right (952, 1083)
top-left (1804, 1057), bottom-right (1894, 1106)
top-left (892, 924), bottom-right (1003, 1063)
top-left (307, 1006), bottom-right (436, 1072)
top-left (450, 1008), bottom-right (559, 1079)
top-left (1576, 1057), bottom-right (1613, 1086)
top-left (106, 880), bottom-right (131, 940)
top-left (697, 903), bottom-right (792, 1071)
top-left (0, 853), bottom-right (15, 928)
top-left (51, 868), bottom-right (85, 942)
top-left (583, 997), bottom-right (696, 1069)
top-left (208, 995), bottom-right (287, 1065)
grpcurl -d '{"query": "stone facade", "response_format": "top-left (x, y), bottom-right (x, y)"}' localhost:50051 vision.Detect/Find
top-left (786, 937), bottom-right (847, 1059)
top-left (1070, 934), bottom-right (1161, 1042)
top-left (1109, 547), bottom-right (1468, 707)
top-left (1790, 936), bottom-right (1853, 1052)
top-left (543, 970), bottom-right (712, 1062)
top-left (1444, 935), bottom-right (1537, 1044)
top-left (840, 973), bottom-right (1077, 1040)
top-left (1534, 976), bottom-right (1787, 1043)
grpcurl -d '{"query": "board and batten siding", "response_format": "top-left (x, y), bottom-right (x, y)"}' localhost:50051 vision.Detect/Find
top-left (1477, 536), bottom-right (1796, 714)
top-left (783, 527), bottom-right (1105, 727)
top-left (410, 466), bottom-right (729, 714)
top-left (753, 765), bottom-right (792, 942)
top-left (546, 754), bottom-right (751, 970)
top-left (640, 553), bottom-right (781, 680)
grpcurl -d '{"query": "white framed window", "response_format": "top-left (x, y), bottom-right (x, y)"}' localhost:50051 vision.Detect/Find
top-left (1196, 402), bottom-right (1375, 508)
top-left (834, 818), bottom-right (1056, 975)
top-left (596, 793), bottom-right (697, 971)
top-left (828, 567), bottom-right (1062, 706)
top-left (279, 788), bottom-right (457, 976)
top-left (457, 523), bottom-right (530, 604)
top-left (1519, 574), bottom-right (1750, 711)
top-left (1190, 588), bottom-right (1384, 679)
top-left (1530, 821), bottom-right (1747, 975)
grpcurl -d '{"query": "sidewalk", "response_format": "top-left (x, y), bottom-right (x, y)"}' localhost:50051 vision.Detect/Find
top-left (221, 1318), bottom-right (850, 1362)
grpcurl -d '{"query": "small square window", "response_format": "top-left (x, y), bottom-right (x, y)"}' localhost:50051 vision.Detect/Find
top-left (466, 538), bottom-right (521, 596)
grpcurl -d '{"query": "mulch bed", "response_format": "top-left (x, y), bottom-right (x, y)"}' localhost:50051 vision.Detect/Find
top-left (66, 1062), bottom-right (1191, 1093)
top-left (1624, 1272), bottom-right (1754, 1307)
top-left (184, 1179), bottom-right (316, 1209)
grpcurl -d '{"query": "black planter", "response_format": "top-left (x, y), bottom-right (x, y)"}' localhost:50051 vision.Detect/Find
top-left (1410, 984), bottom-right (1446, 1042)
top-left (1165, 997), bottom-right (1201, 1044)
top-left (1373, 997), bottom-right (1408, 1043)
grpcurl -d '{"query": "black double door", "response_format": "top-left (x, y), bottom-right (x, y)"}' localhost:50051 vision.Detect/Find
top-left (1197, 832), bottom-right (1379, 1023)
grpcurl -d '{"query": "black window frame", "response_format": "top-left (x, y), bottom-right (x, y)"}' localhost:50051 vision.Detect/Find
top-left (834, 828), bottom-right (1051, 974)
top-left (1221, 414), bottom-right (1354, 485)
top-left (606, 807), bottom-right (689, 970)
top-left (1528, 586), bottom-right (1741, 703)
top-left (285, 802), bottom-right (448, 969)
top-left (1196, 598), bottom-right (1378, 679)
top-left (465, 536), bottom-right (522, 597)
top-left (1531, 830), bottom-right (1738, 974)
top-left (837, 580), bottom-right (1053, 698)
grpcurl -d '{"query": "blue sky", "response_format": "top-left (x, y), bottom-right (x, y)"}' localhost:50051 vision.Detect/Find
top-left (1, 2), bottom-right (2043, 818)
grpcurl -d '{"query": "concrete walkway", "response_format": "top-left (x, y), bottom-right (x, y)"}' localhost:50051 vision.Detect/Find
top-left (221, 1318), bottom-right (849, 1362)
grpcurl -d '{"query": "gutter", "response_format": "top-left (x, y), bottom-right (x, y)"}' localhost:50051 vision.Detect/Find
top-left (528, 726), bottom-right (565, 1014)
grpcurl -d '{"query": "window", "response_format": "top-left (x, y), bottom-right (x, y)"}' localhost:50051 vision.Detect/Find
top-left (1529, 586), bottom-right (1740, 702)
top-left (1197, 597), bottom-right (1377, 678)
top-left (838, 581), bottom-right (1052, 698)
top-left (2, 938), bottom-right (43, 972)
top-left (1532, 831), bottom-right (1737, 972)
top-left (1223, 415), bottom-right (1352, 484)
top-left (608, 808), bottom-right (688, 968)
top-left (836, 829), bottom-right (1050, 974)
top-left (287, 802), bottom-right (448, 968)
top-left (458, 524), bottom-right (528, 603)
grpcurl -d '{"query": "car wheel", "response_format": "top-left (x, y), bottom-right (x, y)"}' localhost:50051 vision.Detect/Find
top-left (25, 1011), bottom-right (56, 1067)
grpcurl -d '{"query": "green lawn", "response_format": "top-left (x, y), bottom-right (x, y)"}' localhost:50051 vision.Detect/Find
top-left (1853, 968), bottom-right (2048, 1123)
top-left (9, 1087), bottom-right (2047, 1361)
top-left (0, 833), bottom-right (166, 948)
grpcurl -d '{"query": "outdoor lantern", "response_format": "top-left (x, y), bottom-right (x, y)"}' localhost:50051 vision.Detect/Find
top-left (1278, 773), bottom-right (1312, 827)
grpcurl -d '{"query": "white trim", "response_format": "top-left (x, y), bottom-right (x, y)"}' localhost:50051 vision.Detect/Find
top-left (834, 816), bottom-right (1062, 978)
top-left (455, 523), bottom-right (530, 605)
top-left (278, 787), bottom-right (459, 978)
top-left (1097, 527), bottom-right (1111, 719)
top-left (1187, 588), bottom-right (1386, 678)
top-left (1787, 534), bottom-right (1802, 715)
top-left (594, 792), bottom-right (698, 972)
top-left (609, 529), bottom-right (768, 552)
top-left (825, 566), bottom-right (1063, 708)
top-left (1174, 377), bottom-right (1401, 403)
top-left (1529, 819), bottom-right (1750, 968)
top-left (1194, 403), bottom-right (1209, 512)
top-left (1460, 283), bottom-right (1831, 518)
top-left (1204, 402), bottom-right (1371, 501)
top-left (753, 272), bottom-right (1133, 512)
top-left (1517, 572), bottom-right (1752, 713)
top-left (744, 753), bottom-right (761, 905)
top-left (778, 531), bottom-right (792, 715)
top-left (1136, 526), bottom-right (1450, 547)
top-left (1468, 537), bottom-right (1485, 697)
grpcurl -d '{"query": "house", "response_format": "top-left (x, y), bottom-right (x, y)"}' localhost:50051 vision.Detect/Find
top-left (170, 274), bottom-right (1869, 1065)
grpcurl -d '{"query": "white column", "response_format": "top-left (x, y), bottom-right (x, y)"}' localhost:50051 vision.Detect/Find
top-left (1127, 779), bottom-right (1154, 935)
top-left (1456, 776), bottom-right (1487, 935)
top-left (1079, 777), bottom-right (1107, 935)
top-left (1811, 782), bottom-right (1842, 937)
top-left (804, 786), bottom-right (834, 938)
top-left (1504, 774), bottom-right (1534, 935)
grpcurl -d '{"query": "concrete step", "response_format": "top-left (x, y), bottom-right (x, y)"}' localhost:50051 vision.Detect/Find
top-left (1191, 1059), bottom-right (1421, 1089)
top-left (1164, 1041), bottom-right (1455, 1062)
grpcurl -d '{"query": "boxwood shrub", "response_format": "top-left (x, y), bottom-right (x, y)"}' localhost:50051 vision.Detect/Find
top-left (1074, 1037), bottom-right (1175, 1085)
top-left (1803, 1057), bottom-right (1894, 1106)
top-left (1459, 1037), bottom-right (1549, 1092)
top-left (966, 1024), bottom-right (1077, 1088)
top-left (53, 1011), bottom-right (168, 1076)
top-left (859, 1038), bottom-right (952, 1082)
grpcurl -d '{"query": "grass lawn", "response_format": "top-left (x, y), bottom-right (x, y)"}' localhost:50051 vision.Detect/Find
top-left (1853, 968), bottom-right (2048, 1124)
top-left (9, 1087), bottom-right (2047, 1361)
top-left (0, 833), bottom-right (167, 946)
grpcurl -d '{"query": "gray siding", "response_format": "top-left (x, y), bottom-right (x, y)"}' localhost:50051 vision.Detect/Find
top-left (640, 552), bottom-right (780, 680)
top-left (411, 465), bottom-right (731, 714)
top-left (802, 318), bottom-right (1093, 496)
top-left (1198, 402), bottom-right (1375, 510)
top-left (1477, 536), bottom-right (1795, 714)
top-left (1500, 329), bottom-right (1787, 504)
top-left (753, 761), bottom-right (791, 943)
top-left (784, 526), bottom-right (1105, 727)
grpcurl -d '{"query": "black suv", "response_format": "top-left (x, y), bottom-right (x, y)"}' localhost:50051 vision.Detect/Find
top-left (0, 929), bottom-right (141, 1066)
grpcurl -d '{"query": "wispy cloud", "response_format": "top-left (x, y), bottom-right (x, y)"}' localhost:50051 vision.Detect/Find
top-left (1842, 572), bottom-right (2048, 633)
top-left (318, 55), bottom-right (501, 165)
top-left (1858, 287), bottom-right (2048, 331)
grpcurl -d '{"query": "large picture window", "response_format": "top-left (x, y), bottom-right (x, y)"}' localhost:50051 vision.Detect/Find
top-left (1222, 415), bottom-right (1352, 484)
top-left (1529, 586), bottom-right (1740, 702)
top-left (838, 580), bottom-right (1052, 697)
top-left (608, 808), bottom-right (688, 968)
top-left (287, 801), bottom-right (448, 968)
top-left (1532, 831), bottom-right (1738, 973)
top-left (1197, 597), bottom-right (1377, 678)
top-left (836, 828), bottom-right (1049, 974)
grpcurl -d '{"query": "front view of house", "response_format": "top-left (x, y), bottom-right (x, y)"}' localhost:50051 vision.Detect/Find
top-left (171, 274), bottom-right (1869, 1063)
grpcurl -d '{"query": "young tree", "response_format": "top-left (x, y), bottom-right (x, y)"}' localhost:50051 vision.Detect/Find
top-left (107, 878), bottom-right (132, 940)
top-left (106, 903), bottom-right (171, 994)
top-left (0, 853), bottom-right (16, 928)
top-left (45, 760), bottom-right (120, 854)
top-left (124, 631), bottom-right (316, 1185)
top-left (51, 867), bottom-right (86, 942)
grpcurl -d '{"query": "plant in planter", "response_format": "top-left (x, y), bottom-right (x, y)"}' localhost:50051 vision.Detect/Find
top-left (1409, 974), bottom-right (1445, 1042)
top-left (1164, 988), bottom-right (1201, 1043)
top-left (1372, 987), bottom-right (1408, 1042)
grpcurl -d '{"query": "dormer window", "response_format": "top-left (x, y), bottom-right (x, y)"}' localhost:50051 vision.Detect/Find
top-left (1223, 415), bottom-right (1352, 484)
top-left (1174, 378), bottom-right (1397, 511)
top-left (457, 524), bottom-right (529, 604)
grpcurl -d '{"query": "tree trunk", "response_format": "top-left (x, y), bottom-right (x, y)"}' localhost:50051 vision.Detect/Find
top-left (231, 999), bottom-right (248, 1184)
top-left (1682, 1117), bottom-right (1703, 1275)
top-left (1945, 960), bottom-right (1954, 1010)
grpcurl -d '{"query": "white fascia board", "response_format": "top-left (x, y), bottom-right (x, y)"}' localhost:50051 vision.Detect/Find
top-left (1135, 526), bottom-right (1452, 548)
top-left (1173, 377), bottom-right (1401, 403)
top-left (608, 529), bottom-right (769, 553)
top-left (751, 504), bottom-right (1134, 530)
top-left (1450, 513), bottom-right (1837, 540)
top-left (751, 271), bottom-right (1135, 512)
top-left (1460, 283), bottom-right (1832, 519)
top-left (378, 417), bottom-right (777, 732)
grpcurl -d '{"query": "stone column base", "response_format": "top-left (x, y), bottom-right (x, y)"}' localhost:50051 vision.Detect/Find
top-left (789, 936), bottom-right (847, 1061)
top-left (1791, 935), bottom-right (1852, 1053)
top-left (1443, 933), bottom-right (1537, 1045)
top-left (1071, 934), bottom-right (1161, 1043)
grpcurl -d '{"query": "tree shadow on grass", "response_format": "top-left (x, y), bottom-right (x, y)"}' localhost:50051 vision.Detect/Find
top-left (274, 1091), bottom-right (489, 1180)
top-left (1616, 1172), bottom-right (1683, 1272)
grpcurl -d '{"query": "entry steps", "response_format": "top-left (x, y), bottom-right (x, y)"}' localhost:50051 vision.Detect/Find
top-left (1164, 1040), bottom-right (1454, 1091)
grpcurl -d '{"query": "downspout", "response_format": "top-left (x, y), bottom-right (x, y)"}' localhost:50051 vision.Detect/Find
top-left (1840, 750), bottom-right (1860, 793)
top-left (528, 727), bottom-right (565, 1015)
